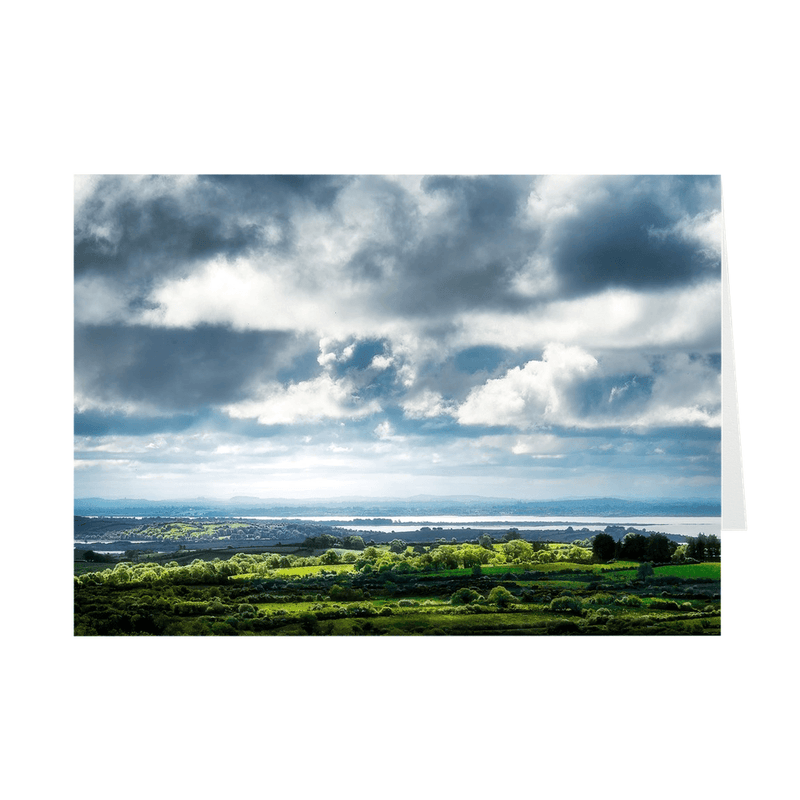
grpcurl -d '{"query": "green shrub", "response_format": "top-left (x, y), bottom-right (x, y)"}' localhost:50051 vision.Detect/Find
top-left (549, 596), bottom-right (583, 614)
top-left (451, 587), bottom-right (483, 605)
top-left (650, 599), bottom-right (680, 610)
top-left (618, 595), bottom-right (643, 607)
top-left (488, 586), bottom-right (515, 608)
top-left (346, 603), bottom-right (377, 617)
top-left (586, 593), bottom-right (614, 606)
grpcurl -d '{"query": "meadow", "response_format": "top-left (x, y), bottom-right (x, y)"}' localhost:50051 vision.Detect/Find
top-left (74, 534), bottom-right (720, 636)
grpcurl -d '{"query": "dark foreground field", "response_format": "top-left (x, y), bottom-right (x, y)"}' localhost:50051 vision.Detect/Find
top-left (74, 537), bottom-right (720, 636)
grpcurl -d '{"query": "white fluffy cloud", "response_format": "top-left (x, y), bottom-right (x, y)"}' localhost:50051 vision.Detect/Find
top-left (223, 374), bottom-right (381, 425)
top-left (456, 344), bottom-right (598, 428)
top-left (452, 282), bottom-right (720, 355)
top-left (402, 389), bottom-right (453, 420)
top-left (455, 345), bottom-right (720, 431)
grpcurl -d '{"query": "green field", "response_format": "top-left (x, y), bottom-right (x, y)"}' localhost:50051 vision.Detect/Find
top-left (116, 521), bottom-right (251, 540)
top-left (74, 536), bottom-right (721, 636)
top-left (274, 564), bottom-right (356, 578)
top-left (603, 562), bottom-right (721, 582)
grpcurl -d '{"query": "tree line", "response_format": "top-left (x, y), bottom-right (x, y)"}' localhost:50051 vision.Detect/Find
top-left (591, 530), bottom-right (720, 563)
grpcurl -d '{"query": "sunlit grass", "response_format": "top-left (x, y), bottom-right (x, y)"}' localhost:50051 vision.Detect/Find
top-left (274, 564), bottom-right (355, 577)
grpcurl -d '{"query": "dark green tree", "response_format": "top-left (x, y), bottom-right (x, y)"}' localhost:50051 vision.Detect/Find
top-left (687, 534), bottom-right (707, 560)
top-left (320, 549), bottom-right (341, 565)
top-left (619, 532), bottom-right (648, 561)
top-left (341, 535), bottom-right (366, 550)
top-left (637, 561), bottom-right (655, 582)
top-left (592, 532), bottom-right (616, 562)
top-left (646, 533), bottom-right (673, 563)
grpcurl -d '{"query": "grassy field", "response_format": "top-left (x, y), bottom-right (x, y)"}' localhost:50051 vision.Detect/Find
top-left (74, 542), bottom-right (721, 636)
top-left (274, 564), bottom-right (356, 578)
top-left (603, 562), bottom-right (721, 582)
top-left (229, 563), bottom-right (356, 580)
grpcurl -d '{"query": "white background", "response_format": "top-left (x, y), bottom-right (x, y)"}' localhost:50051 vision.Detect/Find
top-left (5, 2), bottom-right (793, 798)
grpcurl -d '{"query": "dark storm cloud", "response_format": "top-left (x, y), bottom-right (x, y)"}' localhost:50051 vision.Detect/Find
top-left (355, 175), bottom-right (540, 316)
top-left (200, 175), bottom-right (354, 211)
top-left (358, 174), bottom-right (720, 320)
top-left (75, 177), bottom-right (264, 280)
top-left (669, 175), bottom-right (722, 216)
top-left (422, 175), bottom-right (522, 233)
top-left (364, 174), bottom-right (721, 315)
top-left (76, 175), bottom-right (721, 330)
top-left (74, 175), bottom-right (355, 307)
top-left (75, 324), bottom-right (302, 411)
top-left (545, 176), bottom-right (720, 297)
top-left (343, 179), bottom-right (421, 282)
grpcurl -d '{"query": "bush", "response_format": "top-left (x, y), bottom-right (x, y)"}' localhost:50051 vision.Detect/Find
top-left (451, 587), bottom-right (483, 606)
top-left (488, 586), bottom-right (515, 608)
top-left (345, 603), bottom-right (377, 617)
top-left (329, 583), bottom-right (364, 601)
top-left (296, 612), bottom-right (319, 633)
top-left (618, 595), bottom-right (643, 607)
top-left (637, 562), bottom-right (655, 581)
top-left (549, 596), bottom-right (583, 614)
top-left (684, 620), bottom-right (704, 634)
top-left (586, 593), bottom-right (614, 606)
top-left (650, 599), bottom-right (680, 610)
top-left (585, 608), bottom-right (612, 625)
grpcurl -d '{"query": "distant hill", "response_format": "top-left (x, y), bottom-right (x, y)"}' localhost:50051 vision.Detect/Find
top-left (74, 495), bottom-right (720, 518)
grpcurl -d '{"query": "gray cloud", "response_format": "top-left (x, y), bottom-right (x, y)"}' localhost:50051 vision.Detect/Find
top-left (75, 324), bottom-right (306, 412)
top-left (543, 176), bottom-right (720, 297)
top-left (73, 175), bottom-right (722, 500)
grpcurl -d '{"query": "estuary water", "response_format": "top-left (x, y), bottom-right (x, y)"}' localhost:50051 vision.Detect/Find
top-left (239, 514), bottom-right (721, 539)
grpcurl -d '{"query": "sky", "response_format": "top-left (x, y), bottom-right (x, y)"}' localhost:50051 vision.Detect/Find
top-left (74, 174), bottom-right (721, 501)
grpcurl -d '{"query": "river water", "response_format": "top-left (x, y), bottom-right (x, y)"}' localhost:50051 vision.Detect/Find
top-left (237, 514), bottom-right (721, 539)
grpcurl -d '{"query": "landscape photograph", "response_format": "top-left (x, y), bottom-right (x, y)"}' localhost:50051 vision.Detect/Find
top-left (74, 174), bottom-right (723, 636)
